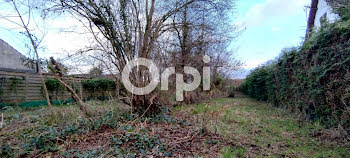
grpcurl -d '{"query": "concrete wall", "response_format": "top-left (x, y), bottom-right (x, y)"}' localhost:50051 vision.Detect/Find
top-left (0, 39), bottom-right (35, 72)
top-left (314, 0), bottom-right (340, 28)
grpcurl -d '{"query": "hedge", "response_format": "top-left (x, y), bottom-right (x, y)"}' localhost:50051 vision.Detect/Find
top-left (240, 17), bottom-right (350, 131)
top-left (81, 78), bottom-right (115, 93)
top-left (45, 79), bottom-right (64, 92)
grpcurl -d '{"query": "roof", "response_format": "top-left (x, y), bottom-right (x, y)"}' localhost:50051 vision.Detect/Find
top-left (0, 39), bottom-right (36, 72)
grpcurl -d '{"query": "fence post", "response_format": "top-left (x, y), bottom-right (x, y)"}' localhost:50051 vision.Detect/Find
top-left (1, 113), bottom-right (3, 128)
top-left (25, 74), bottom-right (28, 101)
top-left (80, 80), bottom-right (83, 100)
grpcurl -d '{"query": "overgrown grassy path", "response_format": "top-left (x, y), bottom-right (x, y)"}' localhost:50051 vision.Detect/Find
top-left (173, 93), bottom-right (350, 157)
top-left (1, 94), bottom-right (349, 157)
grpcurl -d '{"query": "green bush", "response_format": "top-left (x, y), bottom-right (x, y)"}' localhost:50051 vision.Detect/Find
top-left (330, 1), bottom-right (350, 20)
top-left (82, 78), bottom-right (116, 100)
top-left (241, 66), bottom-right (271, 101)
top-left (240, 18), bottom-right (350, 131)
top-left (81, 78), bottom-right (115, 93)
top-left (45, 79), bottom-right (64, 92)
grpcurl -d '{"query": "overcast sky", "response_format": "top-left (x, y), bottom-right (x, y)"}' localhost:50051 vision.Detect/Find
top-left (0, 0), bottom-right (311, 77)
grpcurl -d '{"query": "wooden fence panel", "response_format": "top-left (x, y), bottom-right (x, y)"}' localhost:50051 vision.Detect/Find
top-left (0, 70), bottom-right (116, 104)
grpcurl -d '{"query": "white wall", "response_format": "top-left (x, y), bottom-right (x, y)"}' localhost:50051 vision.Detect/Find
top-left (314, 0), bottom-right (340, 28)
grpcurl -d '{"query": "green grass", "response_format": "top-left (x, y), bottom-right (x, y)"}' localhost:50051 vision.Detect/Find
top-left (0, 100), bottom-right (132, 157)
top-left (174, 93), bottom-right (350, 158)
top-left (1, 94), bottom-right (349, 157)
top-left (221, 146), bottom-right (246, 158)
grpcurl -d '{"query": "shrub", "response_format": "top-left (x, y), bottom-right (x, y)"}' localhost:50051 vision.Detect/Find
top-left (45, 79), bottom-right (64, 92)
top-left (241, 66), bottom-right (272, 101)
top-left (214, 77), bottom-right (224, 87)
top-left (240, 18), bottom-right (350, 132)
top-left (228, 86), bottom-right (236, 98)
top-left (82, 78), bottom-right (115, 92)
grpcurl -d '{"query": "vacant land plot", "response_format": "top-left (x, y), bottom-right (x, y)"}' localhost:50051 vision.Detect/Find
top-left (174, 93), bottom-right (350, 157)
top-left (1, 94), bottom-right (349, 157)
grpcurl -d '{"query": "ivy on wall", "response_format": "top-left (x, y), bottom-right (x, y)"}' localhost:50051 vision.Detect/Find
top-left (81, 78), bottom-right (116, 100)
top-left (0, 88), bottom-right (4, 99)
top-left (0, 78), bottom-right (5, 100)
top-left (9, 77), bottom-right (25, 94)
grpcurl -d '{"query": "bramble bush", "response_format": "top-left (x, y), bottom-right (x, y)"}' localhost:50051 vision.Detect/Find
top-left (240, 15), bottom-right (350, 132)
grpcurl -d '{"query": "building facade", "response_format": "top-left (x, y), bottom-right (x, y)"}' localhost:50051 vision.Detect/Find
top-left (0, 39), bottom-right (36, 72)
top-left (314, 0), bottom-right (340, 28)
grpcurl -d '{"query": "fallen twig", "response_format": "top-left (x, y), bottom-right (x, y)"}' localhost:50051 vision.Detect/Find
top-left (168, 131), bottom-right (200, 147)
top-left (127, 95), bottom-right (156, 125)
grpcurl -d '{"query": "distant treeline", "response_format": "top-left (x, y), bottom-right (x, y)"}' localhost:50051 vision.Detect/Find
top-left (240, 13), bottom-right (350, 132)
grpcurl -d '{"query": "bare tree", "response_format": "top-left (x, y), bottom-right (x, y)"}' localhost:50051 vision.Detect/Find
top-left (168, 0), bottom-right (243, 86)
top-left (45, 0), bottom-right (207, 114)
top-left (39, 0), bottom-right (243, 112)
top-left (4, 0), bottom-right (54, 115)
top-left (89, 64), bottom-right (104, 77)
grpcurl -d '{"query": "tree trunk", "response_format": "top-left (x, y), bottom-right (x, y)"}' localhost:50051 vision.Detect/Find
top-left (132, 94), bottom-right (160, 116)
top-left (49, 57), bottom-right (91, 117)
top-left (38, 64), bottom-right (54, 115)
top-left (10, 0), bottom-right (53, 115)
